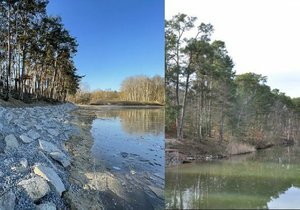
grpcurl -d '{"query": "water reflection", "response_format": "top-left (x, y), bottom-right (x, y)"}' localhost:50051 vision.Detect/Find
top-left (89, 107), bottom-right (165, 209)
top-left (166, 146), bottom-right (300, 209)
top-left (94, 107), bottom-right (164, 135)
top-left (91, 107), bottom-right (165, 176)
top-left (268, 186), bottom-right (300, 209)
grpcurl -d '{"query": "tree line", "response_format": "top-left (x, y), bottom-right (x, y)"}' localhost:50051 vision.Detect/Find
top-left (120, 75), bottom-right (164, 103)
top-left (70, 75), bottom-right (164, 105)
top-left (0, 0), bottom-right (81, 102)
top-left (165, 14), bottom-right (300, 146)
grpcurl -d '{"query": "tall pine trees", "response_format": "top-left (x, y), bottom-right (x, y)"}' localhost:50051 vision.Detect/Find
top-left (0, 0), bottom-right (81, 101)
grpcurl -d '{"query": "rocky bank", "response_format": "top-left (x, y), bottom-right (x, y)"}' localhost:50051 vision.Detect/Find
top-left (0, 103), bottom-right (79, 209)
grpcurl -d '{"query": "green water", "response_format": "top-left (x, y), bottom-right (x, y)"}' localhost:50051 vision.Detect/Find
top-left (165, 146), bottom-right (300, 209)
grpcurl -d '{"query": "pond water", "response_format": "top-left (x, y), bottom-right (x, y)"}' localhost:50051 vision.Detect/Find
top-left (166, 146), bottom-right (300, 209)
top-left (90, 106), bottom-right (165, 209)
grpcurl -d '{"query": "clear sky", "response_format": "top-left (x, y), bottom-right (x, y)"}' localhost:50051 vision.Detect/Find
top-left (166, 0), bottom-right (300, 98)
top-left (47, 0), bottom-right (164, 91)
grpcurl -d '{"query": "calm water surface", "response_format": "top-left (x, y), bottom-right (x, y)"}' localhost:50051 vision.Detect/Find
top-left (166, 146), bottom-right (300, 209)
top-left (90, 107), bottom-right (165, 209)
top-left (91, 107), bottom-right (164, 177)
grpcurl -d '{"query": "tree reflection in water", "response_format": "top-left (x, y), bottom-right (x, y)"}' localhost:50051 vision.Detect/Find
top-left (166, 146), bottom-right (300, 209)
top-left (95, 107), bottom-right (164, 136)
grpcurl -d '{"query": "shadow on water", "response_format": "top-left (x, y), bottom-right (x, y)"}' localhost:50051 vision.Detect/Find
top-left (66, 106), bottom-right (165, 210)
top-left (166, 146), bottom-right (300, 209)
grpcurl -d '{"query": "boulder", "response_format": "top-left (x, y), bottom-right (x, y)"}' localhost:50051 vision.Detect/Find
top-left (49, 152), bottom-right (70, 168)
top-left (27, 129), bottom-right (40, 140)
top-left (19, 124), bottom-right (30, 131)
top-left (20, 134), bottom-right (34, 143)
top-left (18, 176), bottom-right (50, 201)
top-left (36, 202), bottom-right (56, 210)
top-left (38, 151), bottom-right (58, 171)
top-left (5, 113), bottom-right (13, 123)
top-left (4, 134), bottom-right (19, 150)
top-left (47, 129), bottom-right (60, 137)
top-left (33, 165), bottom-right (65, 196)
top-left (39, 140), bottom-right (60, 153)
top-left (34, 125), bottom-right (43, 130)
top-left (20, 158), bottom-right (28, 168)
top-left (0, 191), bottom-right (15, 210)
top-left (148, 185), bottom-right (164, 199)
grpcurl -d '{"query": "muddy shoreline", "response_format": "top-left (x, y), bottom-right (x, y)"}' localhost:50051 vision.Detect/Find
top-left (65, 106), bottom-right (164, 210)
top-left (165, 138), bottom-right (283, 167)
top-left (65, 107), bottom-right (133, 209)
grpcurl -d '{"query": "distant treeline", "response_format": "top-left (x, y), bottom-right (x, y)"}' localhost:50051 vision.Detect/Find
top-left (0, 0), bottom-right (81, 102)
top-left (69, 75), bottom-right (165, 105)
top-left (166, 14), bottom-right (300, 146)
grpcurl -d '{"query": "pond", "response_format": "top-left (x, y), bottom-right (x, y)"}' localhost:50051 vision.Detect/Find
top-left (90, 106), bottom-right (165, 209)
top-left (166, 146), bottom-right (300, 209)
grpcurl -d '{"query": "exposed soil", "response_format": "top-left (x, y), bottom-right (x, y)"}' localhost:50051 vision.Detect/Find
top-left (165, 138), bottom-right (228, 166)
top-left (165, 136), bottom-right (286, 167)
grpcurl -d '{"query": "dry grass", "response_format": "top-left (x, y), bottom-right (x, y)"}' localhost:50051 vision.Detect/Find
top-left (226, 140), bottom-right (256, 155)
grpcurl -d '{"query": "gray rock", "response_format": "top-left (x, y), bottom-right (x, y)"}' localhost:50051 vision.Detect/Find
top-left (36, 202), bottom-right (56, 210)
top-left (27, 129), bottom-right (40, 140)
top-left (3, 158), bottom-right (14, 166)
top-left (0, 191), bottom-right (15, 210)
top-left (4, 134), bottom-right (19, 150)
top-left (148, 185), bottom-right (164, 199)
top-left (5, 113), bottom-right (13, 123)
top-left (39, 140), bottom-right (60, 153)
top-left (38, 151), bottom-right (58, 171)
top-left (33, 165), bottom-right (65, 196)
top-left (113, 166), bottom-right (121, 171)
top-left (47, 129), bottom-right (60, 137)
top-left (18, 176), bottom-right (50, 201)
top-left (20, 158), bottom-right (28, 168)
top-left (19, 124), bottom-right (29, 131)
top-left (121, 152), bottom-right (129, 158)
top-left (19, 134), bottom-right (34, 143)
top-left (42, 120), bottom-right (56, 128)
top-left (34, 125), bottom-right (43, 130)
top-left (49, 152), bottom-right (70, 168)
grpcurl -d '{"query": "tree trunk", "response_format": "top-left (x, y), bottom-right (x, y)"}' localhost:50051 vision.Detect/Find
top-left (5, 3), bottom-right (12, 101)
top-left (178, 72), bottom-right (190, 140)
top-left (219, 99), bottom-right (225, 141)
top-left (50, 60), bottom-right (57, 99)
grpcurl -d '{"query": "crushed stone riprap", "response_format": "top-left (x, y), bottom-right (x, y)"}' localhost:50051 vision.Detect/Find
top-left (0, 103), bottom-right (79, 209)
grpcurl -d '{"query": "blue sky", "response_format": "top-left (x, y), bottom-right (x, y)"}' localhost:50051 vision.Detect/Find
top-left (47, 0), bottom-right (164, 91)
